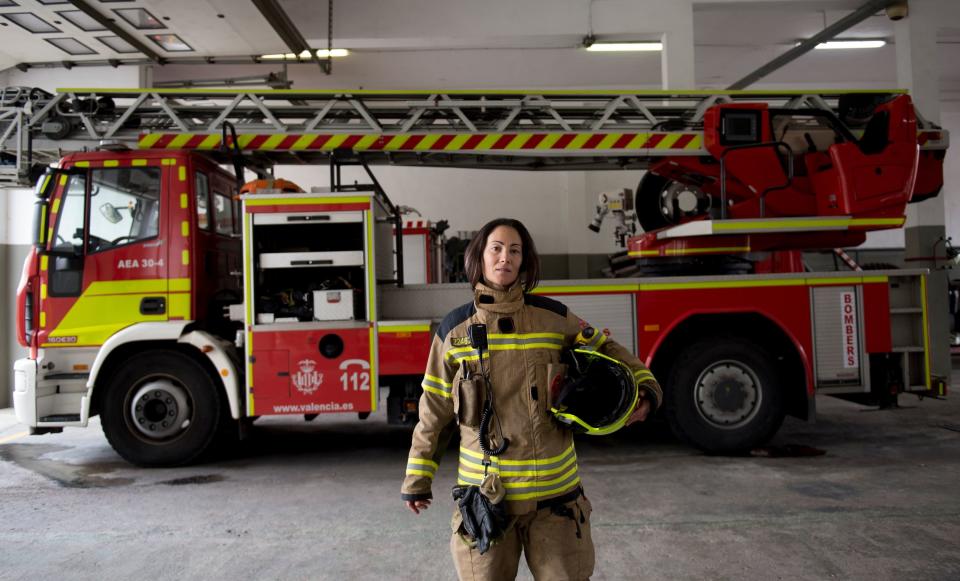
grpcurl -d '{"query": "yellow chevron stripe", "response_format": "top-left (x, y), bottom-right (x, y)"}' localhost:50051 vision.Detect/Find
top-left (444, 134), bottom-right (471, 150)
top-left (168, 134), bottom-right (192, 149)
top-left (656, 133), bottom-right (683, 149)
top-left (567, 134), bottom-right (591, 149)
top-left (199, 134), bottom-right (221, 149)
top-left (237, 134), bottom-right (256, 149)
top-left (139, 133), bottom-right (162, 148)
top-left (414, 134), bottom-right (442, 150)
top-left (597, 133), bottom-right (621, 149)
top-left (536, 133), bottom-right (562, 149)
top-left (477, 134), bottom-right (500, 149)
top-left (291, 134), bottom-right (316, 150)
top-left (686, 134), bottom-right (703, 149)
top-left (260, 134), bottom-right (286, 150)
top-left (505, 133), bottom-right (533, 150)
top-left (324, 134), bottom-right (349, 149)
top-left (625, 133), bottom-right (648, 149)
top-left (355, 134), bottom-right (379, 150)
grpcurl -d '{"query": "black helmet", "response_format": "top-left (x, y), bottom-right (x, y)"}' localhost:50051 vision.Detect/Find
top-left (550, 348), bottom-right (638, 436)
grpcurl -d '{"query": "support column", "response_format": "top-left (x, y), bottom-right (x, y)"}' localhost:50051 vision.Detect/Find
top-left (896, 0), bottom-right (951, 387)
top-left (660, 0), bottom-right (695, 90)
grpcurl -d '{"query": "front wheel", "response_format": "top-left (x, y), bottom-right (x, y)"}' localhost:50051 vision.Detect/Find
top-left (101, 350), bottom-right (224, 467)
top-left (664, 336), bottom-right (786, 453)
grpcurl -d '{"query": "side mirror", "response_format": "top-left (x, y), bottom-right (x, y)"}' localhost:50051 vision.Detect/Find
top-left (99, 202), bottom-right (123, 224)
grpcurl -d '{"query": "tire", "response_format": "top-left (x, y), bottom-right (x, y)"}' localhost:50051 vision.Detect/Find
top-left (635, 173), bottom-right (710, 232)
top-left (101, 350), bottom-right (224, 467)
top-left (664, 336), bottom-right (786, 454)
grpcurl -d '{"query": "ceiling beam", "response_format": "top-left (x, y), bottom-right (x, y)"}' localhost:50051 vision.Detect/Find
top-left (251, 0), bottom-right (329, 74)
top-left (727, 0), bottom-right (898, 90)
top-left (67, 0), bottom-right (166, 64)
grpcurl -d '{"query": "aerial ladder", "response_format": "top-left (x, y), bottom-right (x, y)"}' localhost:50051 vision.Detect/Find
top-left (0, 86), bottom-right (950, 269)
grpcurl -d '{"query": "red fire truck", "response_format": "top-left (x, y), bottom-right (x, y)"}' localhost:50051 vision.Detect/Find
top-left (7, 87), bottom-right (950, 466)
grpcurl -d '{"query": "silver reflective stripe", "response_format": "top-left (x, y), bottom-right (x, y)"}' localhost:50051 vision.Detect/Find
top-left (422, 376), bottom-right (452, 394)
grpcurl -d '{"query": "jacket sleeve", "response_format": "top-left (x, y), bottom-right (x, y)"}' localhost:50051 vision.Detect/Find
top-left (563, 310), bottom-right (663, 411)
top-left (401, 332), bottom-right (458, 501)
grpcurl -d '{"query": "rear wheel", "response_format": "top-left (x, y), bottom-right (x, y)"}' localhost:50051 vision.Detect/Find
top-left (665, 336), bottom-right (786, 453)
top-left (101, 350), bottom-right (223, 467)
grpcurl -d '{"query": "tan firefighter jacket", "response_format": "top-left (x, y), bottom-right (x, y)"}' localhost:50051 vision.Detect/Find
top-left (401, 282), bottom-right (662, 515)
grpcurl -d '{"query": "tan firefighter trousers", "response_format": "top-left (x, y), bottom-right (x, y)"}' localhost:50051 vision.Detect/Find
top-left (450, 492), bottom-right (595, 581)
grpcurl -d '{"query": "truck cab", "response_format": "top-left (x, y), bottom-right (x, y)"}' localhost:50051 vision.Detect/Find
top-left (15, 149), bottom-right (241, 438)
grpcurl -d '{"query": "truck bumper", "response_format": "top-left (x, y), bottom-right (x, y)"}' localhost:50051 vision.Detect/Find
top-left (13, 357), bottom-right (38, 428)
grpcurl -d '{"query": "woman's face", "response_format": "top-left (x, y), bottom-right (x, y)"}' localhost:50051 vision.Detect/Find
top-left (482, 225), bottom-right (523, 289)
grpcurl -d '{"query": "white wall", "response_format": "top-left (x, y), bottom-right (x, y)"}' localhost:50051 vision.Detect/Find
top-left (272, 163), bottom-right (643, 255)
top-left (0, 66), bottom-right (143, 93)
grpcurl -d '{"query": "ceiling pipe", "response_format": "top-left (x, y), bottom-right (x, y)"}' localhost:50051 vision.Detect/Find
top-left (67, 0), bottom-right (167, 64)
top-left (727, 0), bottom-right (899, 90)
top-left (251, 0), bottom-right (331, 74)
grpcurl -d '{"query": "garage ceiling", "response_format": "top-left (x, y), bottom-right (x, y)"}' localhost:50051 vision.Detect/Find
top-left (0, 0), bottom-right (957, 95)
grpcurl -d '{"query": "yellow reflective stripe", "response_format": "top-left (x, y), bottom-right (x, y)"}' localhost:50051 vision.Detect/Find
top-left (500, 466), bottom-right (579, 489)
top-left (405, 469), bottom-right (434, 479)
top-left (921, 276), bottom-right (931, 389)
top-left (459, 443), bottom-right (576, 465)
top-left (408, 458), bottom-right (439, 470)
top-left (181, 220), bottom-right (189, 237)
top-left (180, 193), bottom-right (188, 209)
top-left (244, 196), bottom-right (370, 206)
top-left (162, 158), bottom-right (177, 166)
top-left (424, 374), bottom-right (451, 388)
top-left (459, 454), bottom-right (577, 478)
top-left (488, 332), bottom-right (563, 340)
top-left (103, 160), bottom-right (119, 168)
top-left (379, 324), bottom-right (430, 333)
top-left (489, 343), bottom-right (562, 350)
top-left (131, 159), bottom-right (148, 166)
top-left (40, 283), bottom-right (47, 300)
top-left (182, 250), bottom-right (190, 265)
top-left (74, 161), bottom-right (90, 168)
top-left (505, 478), bottom-right (581, 501)
top-left (51, 198), bottom-right (61, 213)
top-left (422, 385), bottom-right (452, 398)
top-left (40, 255), bottom-right (48, 271)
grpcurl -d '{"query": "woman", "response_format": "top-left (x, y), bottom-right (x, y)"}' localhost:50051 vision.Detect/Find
top-left (401, 218), bottom-right (661, 580)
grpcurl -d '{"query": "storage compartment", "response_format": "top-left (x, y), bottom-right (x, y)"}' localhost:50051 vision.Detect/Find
top-left (244, 196), bottom-right (377, 325)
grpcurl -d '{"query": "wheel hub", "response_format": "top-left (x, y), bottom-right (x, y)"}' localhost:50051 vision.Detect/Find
top-left (129, 379), bottom-right (191, 440)
top-left (694, 360), bottom-right (762, 429)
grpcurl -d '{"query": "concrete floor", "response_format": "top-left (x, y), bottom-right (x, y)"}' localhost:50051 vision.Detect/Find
top-left (1, 370), bottom-right (959, 581)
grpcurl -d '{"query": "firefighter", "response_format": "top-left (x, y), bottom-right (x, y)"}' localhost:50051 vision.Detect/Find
top-left (401, 218), bottom-right (662, 581)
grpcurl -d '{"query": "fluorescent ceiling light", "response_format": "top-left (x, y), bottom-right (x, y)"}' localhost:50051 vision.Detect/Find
top-left (813, 40), bottom-right (886, 50)
top-left (261, 48), bottom-right (349, 60)
top-left (586, 42), bottom-right (662, 52)
top-left (148, 34), bottom-right (193, 52)
top-left (45, 37), bottom-right (97, 56)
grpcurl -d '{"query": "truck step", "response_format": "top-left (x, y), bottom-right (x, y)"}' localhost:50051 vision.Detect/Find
top-left (39, 414), bottom-right (81, 423)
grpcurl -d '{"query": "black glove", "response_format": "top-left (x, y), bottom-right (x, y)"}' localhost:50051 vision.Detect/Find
top-left (452, 485), bottom-right (510, 554)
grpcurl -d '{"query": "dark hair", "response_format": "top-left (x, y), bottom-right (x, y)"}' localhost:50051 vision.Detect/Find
top-left (464, 218), bottom-right (540, 291)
